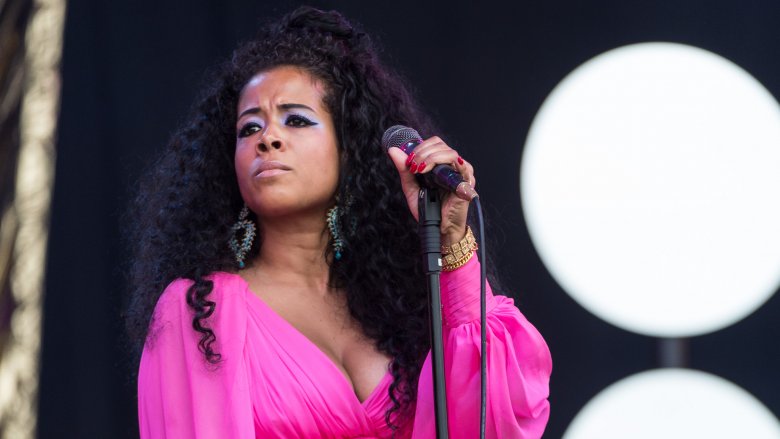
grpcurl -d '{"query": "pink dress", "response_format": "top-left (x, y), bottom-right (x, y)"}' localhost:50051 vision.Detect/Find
top-left (138, 257), bottom-right (552, 438)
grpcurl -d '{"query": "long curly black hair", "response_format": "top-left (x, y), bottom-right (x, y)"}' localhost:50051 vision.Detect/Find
top-left (125, 6), bottom-right (439, 426)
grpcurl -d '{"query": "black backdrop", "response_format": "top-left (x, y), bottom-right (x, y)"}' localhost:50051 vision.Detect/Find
top-left (40, 1), bottom-right (780, 437)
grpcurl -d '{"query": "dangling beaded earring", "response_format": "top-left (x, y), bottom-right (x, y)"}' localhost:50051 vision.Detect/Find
top-left (326, 195), bottom-right (357, 261)
top-left (326, 204), bottom-right (344, 260)
top-left (229, 205), bottom-right (256, 269)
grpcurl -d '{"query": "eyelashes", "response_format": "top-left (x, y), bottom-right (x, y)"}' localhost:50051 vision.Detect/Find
top-left (237, 122), bottom-right (261, 138)
top-left (286, 114), bottom-right (317, 128)
top-left (236, 114), bottom-right (318, 138)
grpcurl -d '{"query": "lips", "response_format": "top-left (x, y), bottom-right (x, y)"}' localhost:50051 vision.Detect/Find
top-left (254, 160), bottom-right (292, 177)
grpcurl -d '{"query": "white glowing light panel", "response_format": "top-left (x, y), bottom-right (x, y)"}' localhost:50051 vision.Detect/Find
top-left (521, 42), bottom-right (780, 337)
top-left (564, 369), bottom-right (780, 439)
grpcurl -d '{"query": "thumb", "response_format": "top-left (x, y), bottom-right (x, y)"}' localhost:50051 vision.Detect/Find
top-left (386, 146), bottom-right (421, 220)
top-left (386, 146), bottom-right (409, 172)
top-left (387, 147), bottom-right (419, 192)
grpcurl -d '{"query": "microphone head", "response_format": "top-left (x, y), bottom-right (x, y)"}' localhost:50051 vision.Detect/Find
top-left (381, 125), bottom-right (422, 150)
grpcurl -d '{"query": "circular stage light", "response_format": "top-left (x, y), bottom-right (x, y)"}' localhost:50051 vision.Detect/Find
top-left (563, 369), bottom-right (780, 439)
top-left (521, 42), bottom-right (780, 337)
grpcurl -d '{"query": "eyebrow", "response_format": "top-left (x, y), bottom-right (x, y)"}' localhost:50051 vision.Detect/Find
top-left (238, 103), bottom-right (316, 120)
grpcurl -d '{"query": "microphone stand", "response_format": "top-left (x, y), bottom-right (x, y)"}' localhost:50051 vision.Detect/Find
top-left (418, 187), bottom-right (449, 438)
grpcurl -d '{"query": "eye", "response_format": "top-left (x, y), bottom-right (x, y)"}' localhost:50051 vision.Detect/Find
top-left (286, 114), bottom-right (317, 128)
top-left (237, 122), bottom-right (262, 138)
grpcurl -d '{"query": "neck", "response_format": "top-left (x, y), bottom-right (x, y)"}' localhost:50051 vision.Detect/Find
top-left (251, 212), bottom-right (333, 291)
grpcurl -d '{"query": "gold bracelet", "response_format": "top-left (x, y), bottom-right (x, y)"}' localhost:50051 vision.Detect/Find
top-left (441, 226), bottom-right (478, 272)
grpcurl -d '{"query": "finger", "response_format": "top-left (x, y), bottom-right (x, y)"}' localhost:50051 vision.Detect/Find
top-left (453, 156), bottom-right (476, 187)
top-left (414, 149), bottom-right (460, 174)
top-left (414, 135), bottom-right (446, 151)
top-left (408, 139), bottom-right (450, 163)
top-left (387, 146), bottom-right (420, 190)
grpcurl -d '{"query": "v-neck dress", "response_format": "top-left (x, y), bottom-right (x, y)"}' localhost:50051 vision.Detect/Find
top-left (138, 257), bottom-right (552, 438)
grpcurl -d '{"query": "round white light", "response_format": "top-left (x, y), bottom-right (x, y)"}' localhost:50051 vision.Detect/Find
top-left (564, 369), bottom-right (780, 439)
top-left (521, 42), bottom-right (780, 337)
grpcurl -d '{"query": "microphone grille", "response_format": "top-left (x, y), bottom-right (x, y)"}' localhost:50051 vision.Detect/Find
top-left (381, 125), bottom-right (422, 150)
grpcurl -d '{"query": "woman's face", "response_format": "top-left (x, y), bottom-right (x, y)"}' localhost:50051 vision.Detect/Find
top-left (235, 66), bottom-right (340, 220)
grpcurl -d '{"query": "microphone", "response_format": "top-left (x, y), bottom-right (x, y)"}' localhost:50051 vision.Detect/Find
top-left (382, 125), bottom-right (478, 201)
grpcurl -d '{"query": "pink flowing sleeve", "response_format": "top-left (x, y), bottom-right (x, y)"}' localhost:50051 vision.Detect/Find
top-left (411, 256), bottom-right (552, 438)
top-left (137, 277), bottom-right (254, 439)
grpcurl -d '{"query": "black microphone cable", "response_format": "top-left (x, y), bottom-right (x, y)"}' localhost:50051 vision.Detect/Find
top-left (474, 197), bottom-right (487, 439)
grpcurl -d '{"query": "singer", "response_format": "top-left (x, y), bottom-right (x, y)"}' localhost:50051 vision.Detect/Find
top-left (126, 6), bottom-right (551, 438)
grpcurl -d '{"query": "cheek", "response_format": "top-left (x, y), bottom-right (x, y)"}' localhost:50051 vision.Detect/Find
top-left (234, 143), bottom-right (253, 188)
top-left (234, 140), bottom-right (254, 168)
top-left (320, 143), bottom-right (341, 185)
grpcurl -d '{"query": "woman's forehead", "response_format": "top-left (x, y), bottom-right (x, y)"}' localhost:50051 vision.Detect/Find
top-left (238, 66), bottom-right (326, 111)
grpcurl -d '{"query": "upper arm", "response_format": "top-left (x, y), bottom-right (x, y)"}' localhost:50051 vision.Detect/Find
top-left (137, 277), bottom-right (254, 439)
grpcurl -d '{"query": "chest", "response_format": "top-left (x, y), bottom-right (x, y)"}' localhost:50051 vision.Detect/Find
top-left (252, 285), bottom-right (391, 403)
top-left (241, 288), bottom-right (407, 437)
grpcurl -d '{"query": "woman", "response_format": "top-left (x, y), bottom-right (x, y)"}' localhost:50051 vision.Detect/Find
top-left (126, 6), bottom-right (551, 438)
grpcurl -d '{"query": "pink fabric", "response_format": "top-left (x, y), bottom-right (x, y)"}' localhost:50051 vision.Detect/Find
top-left (138, 257), bottom-right (552, 438)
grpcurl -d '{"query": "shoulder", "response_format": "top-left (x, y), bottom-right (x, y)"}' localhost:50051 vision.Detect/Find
top-left (138, 273), bottom-right (252, 414)
top-left (155, 272), bottom-right (247, 310)
top-left (148, 272), bottom-right (249, 339)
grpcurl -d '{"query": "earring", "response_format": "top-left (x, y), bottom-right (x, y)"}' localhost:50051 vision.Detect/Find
top-left (326, 204), bottom-right (345, 260)
top-left (326, 195), bottom-right (357, 261)
top-left (229, 205), bottom-right (256, 268)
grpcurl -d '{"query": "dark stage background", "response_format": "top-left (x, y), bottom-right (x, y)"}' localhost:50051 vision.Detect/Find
top-left (40, 1), bottom-right (780, 437)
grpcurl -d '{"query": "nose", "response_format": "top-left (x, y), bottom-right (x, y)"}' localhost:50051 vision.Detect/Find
top-left (257, 124), bottom-right (283, 153)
